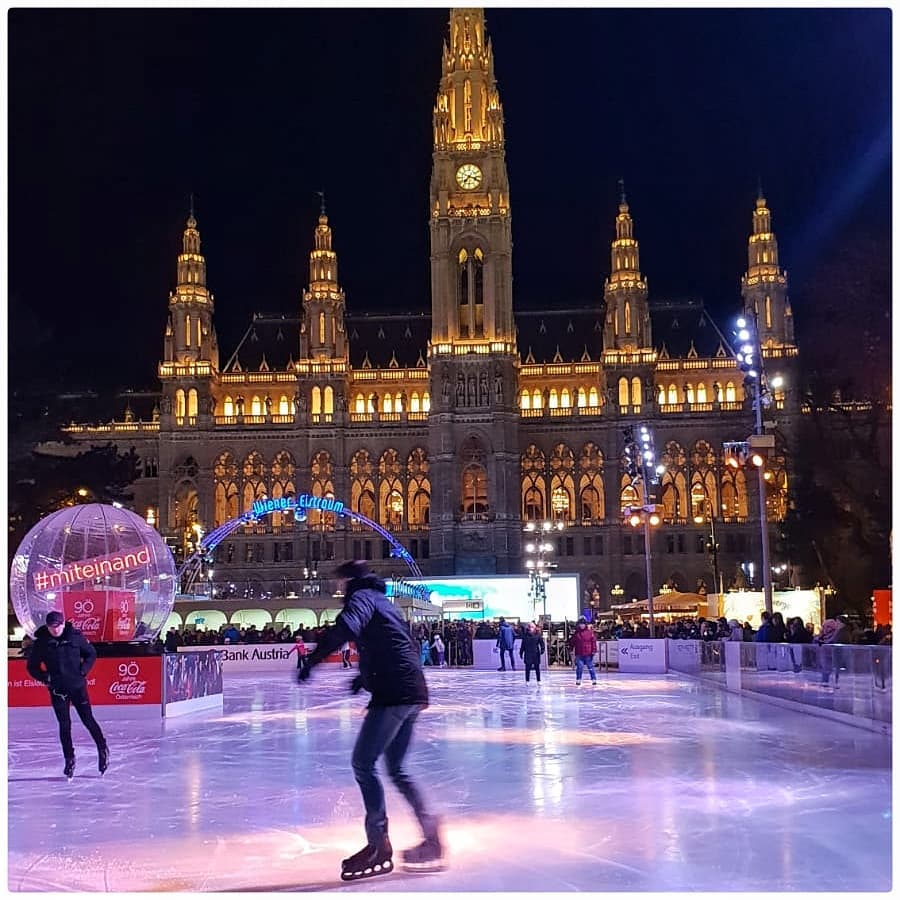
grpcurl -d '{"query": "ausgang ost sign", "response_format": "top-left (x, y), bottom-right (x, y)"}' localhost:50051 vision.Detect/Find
top-left (250, 494), bottom-right (345, 518)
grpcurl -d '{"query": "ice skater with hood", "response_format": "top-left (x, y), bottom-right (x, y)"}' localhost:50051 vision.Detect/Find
top-left (26, 611), bottom-right (109, 779)
top-left (298, 560), bottom-right (444, 881)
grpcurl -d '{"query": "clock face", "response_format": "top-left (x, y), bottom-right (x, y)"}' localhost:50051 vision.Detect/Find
top-left (456, 163), bottom-right (483, 190)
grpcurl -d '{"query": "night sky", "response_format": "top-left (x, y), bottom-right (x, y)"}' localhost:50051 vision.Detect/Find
top-left (8, 7), bottom-right (891, 395)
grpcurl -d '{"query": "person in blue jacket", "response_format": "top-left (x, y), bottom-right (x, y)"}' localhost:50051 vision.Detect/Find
top-left (496, 616), bottom-right (516, 671)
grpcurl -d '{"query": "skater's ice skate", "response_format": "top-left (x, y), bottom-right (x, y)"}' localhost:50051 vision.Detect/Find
top-left (98, 745), bottom-right (110, 775)
top-left (64, 757), bottom-right (76, 780)
top-left (340, 836), bottom-right (393, 882)
top-left (402, 820), bottom-right (445, 872)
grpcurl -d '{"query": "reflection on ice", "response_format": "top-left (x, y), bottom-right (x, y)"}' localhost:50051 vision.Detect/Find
top-left (7, 668), bottom-right (891, 892)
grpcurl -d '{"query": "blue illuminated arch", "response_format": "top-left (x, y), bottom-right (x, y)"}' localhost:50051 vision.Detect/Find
top-left (177, 493), bottom-right (426, 597)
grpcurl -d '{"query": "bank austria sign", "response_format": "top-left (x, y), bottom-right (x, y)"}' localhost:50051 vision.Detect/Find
top-left (249, 493), bottom-right (345, 520)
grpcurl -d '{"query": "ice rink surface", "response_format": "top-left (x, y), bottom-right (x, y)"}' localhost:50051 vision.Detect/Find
top-left (7, 667), bottom-right (892, 893)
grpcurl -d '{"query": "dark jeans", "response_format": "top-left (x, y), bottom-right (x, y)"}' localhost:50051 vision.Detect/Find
top-left (524, 659), bottom-right (541, 682)
top-left (351, 704), bottom-right (433, 846)
top-left (498, 647), bottom-right (515, 670)
top-left (50, 683), bottom-right (106, 760)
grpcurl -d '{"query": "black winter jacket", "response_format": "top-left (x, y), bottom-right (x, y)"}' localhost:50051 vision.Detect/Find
top-left (307, 575), bottom-right (428, 707)
top-left (26, 622), bottom-right (97, 691)
top-left (519, 631), bottom-right (545, 663)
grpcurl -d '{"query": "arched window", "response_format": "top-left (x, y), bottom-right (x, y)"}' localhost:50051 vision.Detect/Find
top-left (318, 311), bottom-right (326, 344)
top-left (175, 389), bottom-right (186, 420)
top-left (624, 300), bottom-right (631, 333)
top-left (697, 383), bottom-right (707, 403)
top-left (579, 442), bottom-right (605, 523)
top-left (461, 436), bottom-right (488, 517)
top-left (765, 295), bottom-right (772, 329)
top-left (383, 394), bottom-right (393, 414)
top-left (311, 387), bottom-right (322, 415)
top-left (549, 389), bottom-right (559, 409)
top-left (324, 386), bottom-right (334, 415)
top-left (379, 449), bottom-right (404, 528)
top-left (721, 469), bottom-right (749, 520)
top-left (355, 393), bottom-right (365, 414)
top-left (457, 246), bottom-right (485, 338)
top-left (667, 384), bottom-right (678, 405)
top-left (620, 477), bottom-right (642, 512)
top-left (186, 314), bottom-right (191, 347)
top-left (394, 392), bottom-right (402, 412)
top-left (520, 390), bottom-right (531, 410)
top-left (657, 385), bottom-right (665, 405)
top-left (532, 388), bottom-right (543, 409)
top-left (422, 392), bottom-right (431, 412)
top-left (560, 388), bottom-right (571, 408)
top-left (521, 444), bottom-right (546, 521)
top-left (659, 441), bottom-right (688, 522)
top-left (213, 452), bottom-right (239, 526)
top-left (241, 451), bottom-right (268, 517)
top-left (309, 450), bottom-right (336, 530)
top-left (725, 381), bottom-right (736, 402)
top-left (588, 386), bottom-right (599, 407)
top-left (631, 377), bottom-right (642, 406)
top-left (577, 387), bottom-right (587, 407)
top-left (549, 443), bottom-right (575, 522)
top-left (689, 441), bottom-right (719, 519)
top-left (411, 392), bottom-right (421, 412)
top-left (618, 377), bottom-right (629, 407)
top-left (350, 450), bottom-right (376, 523)
top-left (279, 395), bottom-right (290, 416)
top-left (250, 395), bottom-right (262, 416)
top-left (685, 384), bottom-right (694, 405)
top-left (407, 448), bottom-right (430, 528)
top-left (187, 389), bottom-right (198, 418)
top-left (270, 451), bottom-right (297, 529)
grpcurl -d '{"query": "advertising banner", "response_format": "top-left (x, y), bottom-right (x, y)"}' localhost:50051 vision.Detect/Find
top-left (59, 589), bottom-right (136, 643)
top-left (181, 643), bottom-right (357, 673)
top-left (163, 650), bottom-right (224, 716)
top-left (617, 639), bottom-right (668, 673)
top-left (8, 656), bottom-right (162, 707)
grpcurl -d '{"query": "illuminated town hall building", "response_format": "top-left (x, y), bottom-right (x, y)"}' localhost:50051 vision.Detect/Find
top-left (64, 9), bottom-right (798, 613)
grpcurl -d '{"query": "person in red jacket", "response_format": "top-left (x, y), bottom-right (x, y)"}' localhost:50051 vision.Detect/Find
top-left (568, 617), bottom-right (598, 686)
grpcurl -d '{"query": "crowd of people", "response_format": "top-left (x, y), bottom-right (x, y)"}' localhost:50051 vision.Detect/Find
top-left (114, 611), bottom-right (893, 659)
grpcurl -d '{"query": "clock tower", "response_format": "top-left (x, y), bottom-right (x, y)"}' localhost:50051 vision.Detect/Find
top-left (428, 8), bottom-right (521, 575)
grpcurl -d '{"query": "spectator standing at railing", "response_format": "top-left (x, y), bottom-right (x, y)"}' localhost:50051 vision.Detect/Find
top-left (431, 633), bottom-right (445, 668)
top-left (770, 612), bottom-right (787, 643)
top-left (728, 619), bottom-right (744, 641)
top-left (754, 611), bottom-right (775, 643)
top-left (786, 616), bottom-right (812, 673)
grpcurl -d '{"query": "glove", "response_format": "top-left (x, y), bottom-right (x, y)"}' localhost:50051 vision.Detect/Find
top-left (350, 674), bottom-right (365, 695)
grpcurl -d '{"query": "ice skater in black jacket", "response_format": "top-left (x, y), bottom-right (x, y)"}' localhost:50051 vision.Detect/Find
top-left (26, 611), bottom-right (109, 779)
top-left (299, 560), bottom-right (444, 880)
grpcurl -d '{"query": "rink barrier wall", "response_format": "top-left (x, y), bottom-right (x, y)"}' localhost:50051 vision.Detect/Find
top-left (176, 643), bottom-right (357, 672)
top-left (8, 650), bottom-right (225, 718)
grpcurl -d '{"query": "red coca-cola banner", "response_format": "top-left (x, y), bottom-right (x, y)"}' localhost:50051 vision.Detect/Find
top-left (8, 656), bottom-right (162, 707)
top-left (58, 589), bottom-right (136, 642)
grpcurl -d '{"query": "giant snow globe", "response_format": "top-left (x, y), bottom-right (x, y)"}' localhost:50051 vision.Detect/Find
top-left (10, 504), bottom-right (177, 641)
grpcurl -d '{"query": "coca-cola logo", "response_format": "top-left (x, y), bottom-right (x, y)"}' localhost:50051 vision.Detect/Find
top-left (73, 616), bottom-right (102, 631)
top-left (108, 661), bottom-right (147, 701)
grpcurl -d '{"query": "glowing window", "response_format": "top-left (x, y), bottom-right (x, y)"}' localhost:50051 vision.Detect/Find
top-left (697, 383), bottom-right (707, 403)
top-left (624, 301), bottom-right (631, 333)
top-left (319, 312), bottom-right (326, 344)
top-left (532, 389), bottom-right (542, 409)
top-left (577, 387), bottom-right (587, 407)
top-left (223, 396), bottom-right (234, 417)
top-left (355, 393), bottom-right (365, 414)
top-left (520, 390), bottom-right (531, 410)
top-left (422, 392), bottom-right (430, 412)
top-left (549, 389), bottom-right (559, 409)
top-left (383, 394), bottom-right (393, 414)
top-left (561, 388), bottom-right (571, 408)
top-left (725, 381), bottom-right (736, 403)
top-left (312, 387), bottom-right (322, 415)
top-left (411, 392), bottom-right (420, 412)
top-left (187, 389), bottom-right (198, 417)
top-left (618, 378), bottom-right (629, 407)
top-left (250, 395), bottom-right (262, 416)
top-left (588, 387), bottom-right (599, 407)
top-left (631, 377), bottom-right (642, 406)
top-left (668, 384), bottom-right (678, 405)
top-left (175, 389), bottom-right (186, 418)
top-left (324, 386), bottom-right (334, 414)
top-left (686, 384), bottom-right (695, 404)
top-left (186, 314), bottom-right (191, 347)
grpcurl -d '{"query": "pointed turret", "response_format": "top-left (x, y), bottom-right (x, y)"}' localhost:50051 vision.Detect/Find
top-left (433, 9), bottom-right (504, 151)
top-left (164, 210), bottom-right (218, 368)
top-left (301, 209), bottom-right (347, 361)
top-left (603, 182), bottom-right (651, 353)
top-left (740, 190), bottom-right (794, 347)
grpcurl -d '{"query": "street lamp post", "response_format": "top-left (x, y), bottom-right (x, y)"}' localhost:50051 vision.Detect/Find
top-left (623, 425), bottom-right (664, 637)
top-left (694, 498), bottom-right (723, 595)
top-left (524, 520), bottom-right (564, 620)
top-left (734, 315), bottom-right (781, 615)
